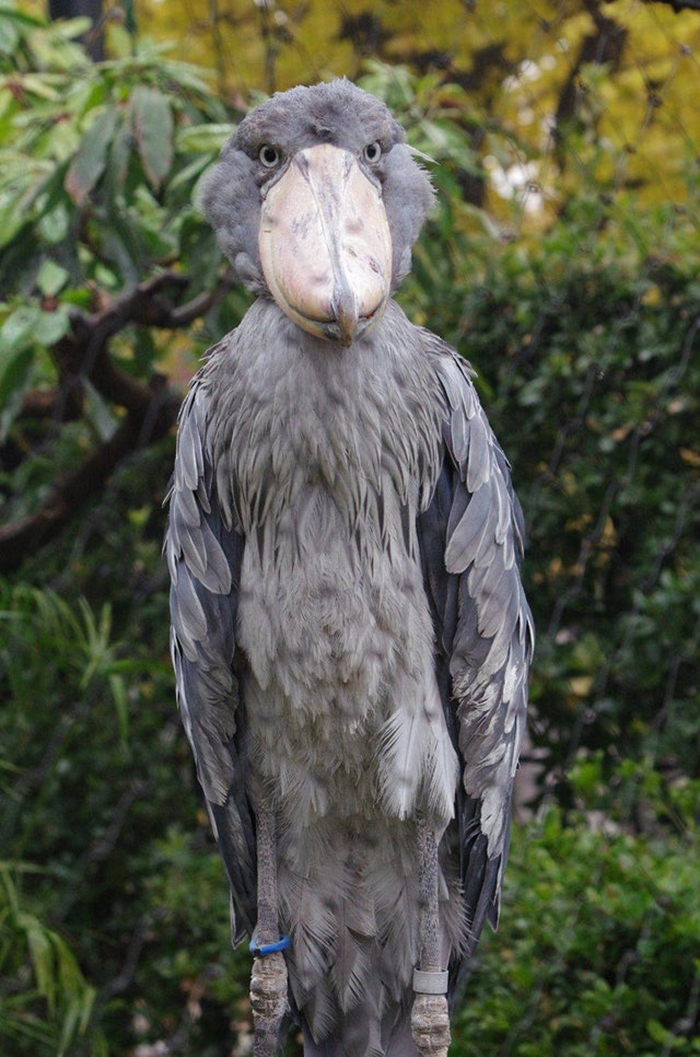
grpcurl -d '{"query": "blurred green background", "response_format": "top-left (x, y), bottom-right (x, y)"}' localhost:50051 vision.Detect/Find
top-left (0, 1), bottom-right (699, 1054)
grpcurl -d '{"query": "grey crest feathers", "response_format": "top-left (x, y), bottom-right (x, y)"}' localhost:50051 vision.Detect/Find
top-left (201, 79), bottom-right (434, 291)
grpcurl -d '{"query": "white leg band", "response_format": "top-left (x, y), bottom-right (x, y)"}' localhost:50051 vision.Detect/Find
top-left (413, 968), bottom-right (449, 995)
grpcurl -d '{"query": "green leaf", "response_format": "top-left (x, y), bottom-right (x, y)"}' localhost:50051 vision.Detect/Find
top-left (0, 304), bottom-right (40, 353)
top-left (19, 73), bottom-right (61, 102)
top-left (38, 203), bottom-right (70, 244)
top-left (22, 916), bottom-right (55, 1013)
top-left (108, 117), bottom-right (133, 192)
top-left (0, 302), bottom-right (69, 370)
top-left (51, 15), bottom-right (92, 40)
top-left (131, 86), bottom-right (174, 190)
top-left (65, 108), bottom-right (119, 206)
top-left (166, 154), bottom-right (210, 198)
top-left (0, 202), bottom-right (25, 250)
top-left (0, 5), bottom-right (45, 27)
top-left (90, 1030), bottom-right (109, 1057)
top-left (646, 1019), bottom-right (673, 1044)
top-left (83, 377), bottom-right (118, 441)
top-left (57, 999), bottom-right (82, 1057)
top-left (109, 673), bottom-right (129, 748)
top-left (33, 305), bottom-right (70, 346)
top-left (0, 345), bottom-right (34, 426)
top-left (36, 259), bottom-right (69, 297)
top-left (176, 123), bottom-right (232, 154)
top-left (0, 14), bottom-right (19, 55)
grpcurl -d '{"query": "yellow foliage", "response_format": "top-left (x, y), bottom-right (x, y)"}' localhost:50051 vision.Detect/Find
top-left (18, 0), bottom-right (700, 224)
top-left (679, 447), bottom-right (700, 468)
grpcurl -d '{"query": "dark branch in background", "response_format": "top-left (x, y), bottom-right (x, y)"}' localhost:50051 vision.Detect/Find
top-left (554, 0), bottom-right (628, 160)
top-left (18, 384), bottom-right (84, 422)
top-left (48, 0), bottom-right (105, 61)
top-left (338, 12), bottom-right (391, 57)
top-left (631, 0), bottom-right (700, 10)
top-left (0, 389), bottom-right (176, 573)
top-left (0, 272), bottom-right (231, 573)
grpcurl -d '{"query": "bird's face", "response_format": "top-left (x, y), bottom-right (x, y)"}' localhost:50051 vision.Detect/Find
top-left (202, 81), bottom-right (434, 348)
top-left (257, 141), bottom-right (392, 346)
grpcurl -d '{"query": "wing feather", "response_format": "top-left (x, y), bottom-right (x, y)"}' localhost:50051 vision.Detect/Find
top-left (418, 335), bottom-right (534, 969)
top-left (165, 377), bottom-right (256, 941)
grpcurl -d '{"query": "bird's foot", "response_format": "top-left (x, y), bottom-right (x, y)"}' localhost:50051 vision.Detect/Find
top-left (411, 994), bottom-right (451, 1057)
top-left (250, 951), bottom-right (287, 1056)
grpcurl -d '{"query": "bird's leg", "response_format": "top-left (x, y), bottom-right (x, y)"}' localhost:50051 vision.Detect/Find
top-left (411, 819), bottom-right (451, 1057)
top-left (250, 798), bottom-right (288, 1056)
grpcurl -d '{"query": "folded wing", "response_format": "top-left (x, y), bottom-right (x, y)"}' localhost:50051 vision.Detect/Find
top-left (165, 376), bottom-right (256, 940)
top-left (418, 336), bottom-right (534, 961)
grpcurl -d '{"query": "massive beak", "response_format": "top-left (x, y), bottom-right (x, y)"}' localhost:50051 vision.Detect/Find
top-left (258, 144), bottom-right (392, 347)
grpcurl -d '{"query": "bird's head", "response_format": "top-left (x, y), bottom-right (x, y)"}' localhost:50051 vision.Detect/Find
top-left (202, 79), bottom-right (434, 347)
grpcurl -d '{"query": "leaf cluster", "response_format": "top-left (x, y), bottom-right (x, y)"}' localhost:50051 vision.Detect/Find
top-left (0, 4), bottom-right (248, 567)
top-left (456, 810), bottom-right (700, 1056)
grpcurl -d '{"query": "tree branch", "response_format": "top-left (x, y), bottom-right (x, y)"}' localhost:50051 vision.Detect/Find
top-left (18, 384), bottom-right (84, 423)
top-left (62, 271), bottom-right (229, 414)
top-left (0, 384), bottom-right (180, 573)
top-left (81, 270), bottom-right (232, 336)
top-left (636, 0), bottom-right (700, 10)
top-left (555, 1), bottom-right (628, 137)
top-left (0, 272), bottom-right (232, 571)
top-left (42, 271), bottom-right (231, 417)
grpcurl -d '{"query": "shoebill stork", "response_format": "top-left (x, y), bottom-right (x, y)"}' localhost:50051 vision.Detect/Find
top-left (165, 79), bottom-right (533, 1056)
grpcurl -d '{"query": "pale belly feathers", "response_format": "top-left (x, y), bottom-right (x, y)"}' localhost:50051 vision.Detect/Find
top-left (208, 300), bottom-right (459, 831)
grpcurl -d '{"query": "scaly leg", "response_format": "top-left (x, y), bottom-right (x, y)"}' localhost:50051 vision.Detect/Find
top-left (411, 820), bottom-right (451, 1057)
top-left (250, 799), bottom-right (288, 1056)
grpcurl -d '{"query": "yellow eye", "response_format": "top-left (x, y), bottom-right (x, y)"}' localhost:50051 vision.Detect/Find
top-left (259, 144), bottom-right (280, 168)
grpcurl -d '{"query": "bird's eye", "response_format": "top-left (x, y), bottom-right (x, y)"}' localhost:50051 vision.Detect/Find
top-left (259, 144), bottom-right (280, 168)
top-left (364, 141), bottom-right (382, 163)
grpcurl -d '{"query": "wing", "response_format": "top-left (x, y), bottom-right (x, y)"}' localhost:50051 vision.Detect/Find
top-left (418, 336), bottom-right (534, 960)
top-left (164, 375), bottom-right (256, 941)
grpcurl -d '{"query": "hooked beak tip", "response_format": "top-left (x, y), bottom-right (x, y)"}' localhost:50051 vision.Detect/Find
top-left (333, 290), bottom-right (359, 346)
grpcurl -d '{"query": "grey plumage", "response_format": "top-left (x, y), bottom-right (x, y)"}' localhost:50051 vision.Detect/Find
top-left (165, 79), bottom-right (533, 1053)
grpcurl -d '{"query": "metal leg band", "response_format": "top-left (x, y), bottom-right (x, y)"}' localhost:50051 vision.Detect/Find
top-left (413, 968), bottom-right (449, 995)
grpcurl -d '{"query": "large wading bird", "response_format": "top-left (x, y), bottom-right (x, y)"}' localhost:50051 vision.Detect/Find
top-left (165, 80), bottom-right (533, 1056)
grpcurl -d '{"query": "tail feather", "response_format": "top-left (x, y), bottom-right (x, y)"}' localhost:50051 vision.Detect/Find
top-left (279, 817), bottom-right (463, 1051)
top-left (302, 1004), bottom-right (417, 1057)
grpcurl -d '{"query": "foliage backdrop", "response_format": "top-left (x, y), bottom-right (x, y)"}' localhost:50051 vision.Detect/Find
top-left (1, 1), bottom-right (699, 1054)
